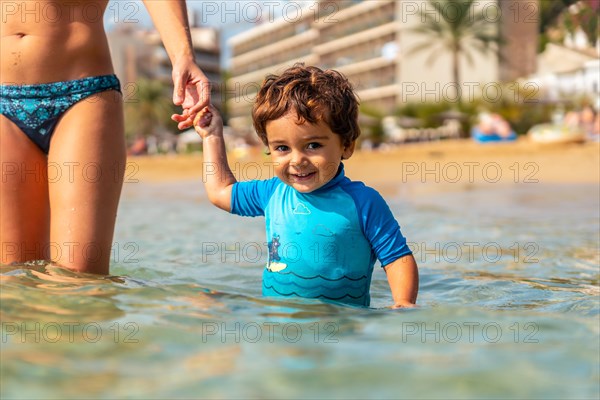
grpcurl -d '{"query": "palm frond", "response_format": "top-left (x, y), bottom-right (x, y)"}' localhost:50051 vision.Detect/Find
top-left (406, 41), bottom-right (443, 57)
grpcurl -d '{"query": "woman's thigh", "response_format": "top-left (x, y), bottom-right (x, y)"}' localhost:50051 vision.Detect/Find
top-left (0, 116), bottom-right (50, 263)
top-left (48, 90), bottom-right (125, 274)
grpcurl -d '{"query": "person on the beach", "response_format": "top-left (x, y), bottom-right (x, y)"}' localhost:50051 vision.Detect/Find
top-left (194, 64), bottom-right (418, 307)
top-left (0, 1), bottom-right (210, 274)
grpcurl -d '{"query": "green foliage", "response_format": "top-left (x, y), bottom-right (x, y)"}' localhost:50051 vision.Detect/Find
top-left (220, 69), bottom-right (232, 124)
top-left (539, 0), bottom-right (579, 34)
top-left (392, 83), bottom-right (560, 136)
top-left (393, 100), bottom-right (479, 137)
top-left (538, 0), bottom-right (598, 51)
top-left (358, 105), bottom-right (386, 144)
top-left (124, 78), bottom-right (176, 143)
top-left (482, 89), bottom-right (555, 135)
top-left (562, 2), bottom-right (599, 45)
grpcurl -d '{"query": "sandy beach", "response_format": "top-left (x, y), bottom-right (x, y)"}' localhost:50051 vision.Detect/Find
top-left (128, 138), bottom-right (599, 196)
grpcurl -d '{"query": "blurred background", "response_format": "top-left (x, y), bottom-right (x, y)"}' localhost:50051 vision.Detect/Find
top-left (3, 2), bottom-right (599, 399)
top-left (104, 0), bottom-right (599, 153)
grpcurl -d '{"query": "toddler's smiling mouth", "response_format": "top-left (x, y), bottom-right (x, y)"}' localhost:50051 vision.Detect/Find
top-left (290, 171), bottom-right (317, 180)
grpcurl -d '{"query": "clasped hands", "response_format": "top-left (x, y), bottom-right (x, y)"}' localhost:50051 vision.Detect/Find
top-left (170, 59), bottom-right (212, 130)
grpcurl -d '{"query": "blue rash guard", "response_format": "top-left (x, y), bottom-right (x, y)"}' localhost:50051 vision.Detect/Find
top-left (231, 164), bottom-right (412, 306)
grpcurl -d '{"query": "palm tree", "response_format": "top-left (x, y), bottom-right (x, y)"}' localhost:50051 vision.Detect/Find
top-left (124, 78), bottom-right (175, 142)
top-left (407, 0), bottom-right (502, 103)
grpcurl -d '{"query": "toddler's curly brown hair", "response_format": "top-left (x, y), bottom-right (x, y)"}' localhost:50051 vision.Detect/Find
top-left (252, 63), bottom-right (360, 148)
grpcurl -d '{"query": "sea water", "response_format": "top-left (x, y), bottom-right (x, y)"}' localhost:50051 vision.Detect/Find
top-left (1, 179), bottom-right (598, 399)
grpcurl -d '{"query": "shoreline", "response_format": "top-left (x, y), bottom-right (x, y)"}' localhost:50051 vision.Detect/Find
top-left (127, 139), bottom-right (599, 195)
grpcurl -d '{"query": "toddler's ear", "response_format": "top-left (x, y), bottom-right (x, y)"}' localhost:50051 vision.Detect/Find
top-left (342, 141), bottom-right (356, 160)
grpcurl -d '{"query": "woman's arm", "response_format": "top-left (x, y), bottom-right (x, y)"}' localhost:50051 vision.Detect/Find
top-left (143, 0), bottom-right (193, 65)
top-left (143, 0), bottom-right (210, 128)
top-left (384, 254), bottom-right (419, 308)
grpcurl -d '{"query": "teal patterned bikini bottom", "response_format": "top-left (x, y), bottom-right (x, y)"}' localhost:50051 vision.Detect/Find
top-left (0, 75), bottom-right (121, 153)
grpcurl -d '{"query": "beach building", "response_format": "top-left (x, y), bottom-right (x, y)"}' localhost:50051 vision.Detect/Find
top-left (528, 43), bottom-right (600, 108)
top-left (227, 0), bottom-right (538, 132)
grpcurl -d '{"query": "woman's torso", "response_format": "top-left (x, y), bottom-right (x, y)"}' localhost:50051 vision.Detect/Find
top-left (1, 0), bottom-right (113, 84)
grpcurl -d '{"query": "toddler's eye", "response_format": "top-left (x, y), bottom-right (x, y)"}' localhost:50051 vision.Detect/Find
top-left (274, 145), bottom-right (289, 152)
top-left (307, 142), bottom-right (322, 150)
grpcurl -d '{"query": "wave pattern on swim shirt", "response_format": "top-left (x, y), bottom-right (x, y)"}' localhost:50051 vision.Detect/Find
top-left (263, 269), bottom-right (370, 305)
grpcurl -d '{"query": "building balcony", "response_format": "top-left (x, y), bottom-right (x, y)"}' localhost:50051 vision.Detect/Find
top-left (330, 56), bottom-right (396, 77)
top-left (356, 83), bottom-right (400, 101)
top-left (229, 54), bottom-right (320, 87)
top-left (317, 1), bottom-right (395, 42)
top-left (314, 0), bottom-right (394, 26)
top-left (231, 30), bottom-right (318, 67)
top-left (314, 22), bottom-right (398, 55)
top-left (229, 11), bottom-right (314, 55)
top-left (195, 56), bottom-right (220, 74)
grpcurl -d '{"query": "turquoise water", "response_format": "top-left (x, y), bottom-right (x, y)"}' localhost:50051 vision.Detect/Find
top-left (1, 179), bottom-right (599, 399)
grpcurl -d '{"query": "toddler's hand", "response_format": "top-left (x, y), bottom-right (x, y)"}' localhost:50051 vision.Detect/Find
top-left (193, 105), bottom-right (223, 139)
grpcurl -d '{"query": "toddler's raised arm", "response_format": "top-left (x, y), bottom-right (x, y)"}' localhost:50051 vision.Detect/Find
top-left (194, 106), bottom-right (236, 211)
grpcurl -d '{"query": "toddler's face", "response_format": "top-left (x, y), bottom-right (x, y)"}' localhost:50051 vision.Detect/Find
top-left (265, 112), bottom-right (354, 193)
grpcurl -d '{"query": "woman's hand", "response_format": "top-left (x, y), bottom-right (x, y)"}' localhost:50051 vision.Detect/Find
top-left (171, 58), bottom-right (211, 130)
